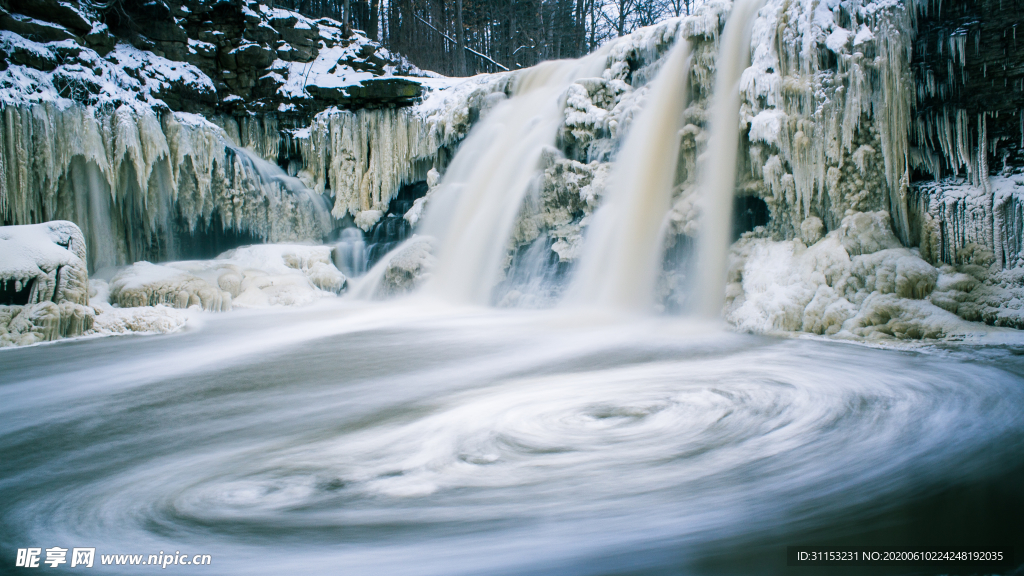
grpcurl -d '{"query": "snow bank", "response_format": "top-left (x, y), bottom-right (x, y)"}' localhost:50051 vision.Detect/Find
top-left (88, 283), bottom-right (190, 338)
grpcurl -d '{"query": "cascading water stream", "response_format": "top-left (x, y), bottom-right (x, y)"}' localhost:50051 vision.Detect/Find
top-left (566, 34), bottom-right (692, 312)
top-left (229, 146), bottom-right (335, 238)
top-left (67, 157), bottom-right (118, 273)
top-left (691, 0), bottom-right (765, 317)
top-left (353, 1), bottom-right (764, 315)
top-left (418, 52), bottom-right (610, 305)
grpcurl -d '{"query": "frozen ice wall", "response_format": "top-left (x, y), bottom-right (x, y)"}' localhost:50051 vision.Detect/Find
top-left (0, 103), bottom-right (333, 271)
top-left (489, 0), bottom-right (920, 264)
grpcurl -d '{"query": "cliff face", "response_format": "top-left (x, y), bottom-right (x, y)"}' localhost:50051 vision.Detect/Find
top-left (0, 0), bottom-right (425, 120)
top-left (911, 0), bottom-right (1024, 180)
top-left (901, 0), bottom-right (1024, 328)
top-left (3, 0), bottom-right (1024, 335)
top-left (0, 0), bottom-right (474, 271)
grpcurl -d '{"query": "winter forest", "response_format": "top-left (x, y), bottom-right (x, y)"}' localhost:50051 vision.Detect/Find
top-left (2, 0), bottom-right (1024, 573)
top-left (271, 0), bottom-right (706, 74)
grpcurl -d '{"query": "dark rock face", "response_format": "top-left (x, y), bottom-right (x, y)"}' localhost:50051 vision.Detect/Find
top-left (8, 0), bottom-right (93, 34)
top-left (0, 0), bottom-right (426, 124)
top-left (117, 0), bottom-right (423, 118)
top-left (912, 0), bottom-right (1024, 177)
top-left (0, 7), bottom-right (78, 43)
top-left (307, 77), bottom-right (422, 107)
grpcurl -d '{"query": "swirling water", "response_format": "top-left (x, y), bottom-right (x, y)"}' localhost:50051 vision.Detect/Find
top-left (2, 301), bottom-right (1024, 575)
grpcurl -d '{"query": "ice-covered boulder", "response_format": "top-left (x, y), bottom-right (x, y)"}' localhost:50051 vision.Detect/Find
top-left (109, 262), bottom-right (232, 311)
top-left (0, 220), bottom-right (89, 306)
top-left (380, 237), bottom-right (435, 296)
top-left (0, 221), bottom-right (95, 346)
top-left (726, 211), bottom-right (977, 339)
top-left (349, 235), bottom-right (435, 299)
top-left (108, 244), bottom-right (346, 310)
top-left (0, 300), bottom-right (95, 347)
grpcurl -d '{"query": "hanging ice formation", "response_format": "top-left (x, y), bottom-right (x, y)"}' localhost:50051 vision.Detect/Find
top-left (298, 107), bottom-right (447, 229)
top-left (736, 0), bottom-right (917, 244)
top-left (0, 104), bottom-right (333, 271)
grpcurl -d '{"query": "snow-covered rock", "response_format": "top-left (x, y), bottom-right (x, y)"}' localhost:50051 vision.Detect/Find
top-left (349, 235), bottom-right (435, 299)
top-left (725, 211), bottom-right (979, 339)
top-left (0, 220), bottom-right (89, 306)
top-left (0, 220), bottom-right (95, 346)
top-left (108, 244), bottom-right (346, 311)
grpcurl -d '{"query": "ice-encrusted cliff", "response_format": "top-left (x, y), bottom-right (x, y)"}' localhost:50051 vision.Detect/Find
top-left (1, 103), bottom-right (332, 270)
top-left (2, 0), bottom-right (1023, 343)
top-left (0, 0), bottom-right (475, 270)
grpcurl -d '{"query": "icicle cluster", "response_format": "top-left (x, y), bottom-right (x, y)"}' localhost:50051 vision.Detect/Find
top-left (0, 103), bottom-right (331, 270)
top-left (297, 107), bottom-right (440, 229)
top-left (738, 0), bottom-right (917, 242)
top-left (912, 174), bottom-right (1024, 270)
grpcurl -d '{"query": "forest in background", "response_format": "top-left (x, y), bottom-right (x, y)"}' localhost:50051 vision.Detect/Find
top-left (270, 0), bottom-right (706, 75)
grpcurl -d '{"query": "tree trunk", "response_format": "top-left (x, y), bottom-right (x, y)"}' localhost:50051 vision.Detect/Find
top-left (369, 0), bottom-right (379, 39)
top-left (454, 0), bottom-right (468, 76)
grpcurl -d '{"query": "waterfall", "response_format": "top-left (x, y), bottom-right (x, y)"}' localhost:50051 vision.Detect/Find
top-left (418, 51), bottom-right (609, 305)
top-left (692, 0), bottom-right (765, 317)
top-left (228, 146), bottom-right (335, 240)
top-left (565, 34), bottom-right (692, 312)
top-left (331, 228), bottom-right (368, 278)
top-left (67, 157), bottom-right (119, 273)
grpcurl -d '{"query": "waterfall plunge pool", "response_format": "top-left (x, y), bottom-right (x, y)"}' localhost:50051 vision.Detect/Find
top-left (1, 299), bottom-right (1022, 575)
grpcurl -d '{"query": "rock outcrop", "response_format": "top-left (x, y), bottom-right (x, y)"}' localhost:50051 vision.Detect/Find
top-left (0, 220), bottom-right (94, 345)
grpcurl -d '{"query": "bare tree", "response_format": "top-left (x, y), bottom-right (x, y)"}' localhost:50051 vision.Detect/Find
top-left (273, 0), bottom-right (707, 75)
top-left (455, 0), bottom-right (467, 75)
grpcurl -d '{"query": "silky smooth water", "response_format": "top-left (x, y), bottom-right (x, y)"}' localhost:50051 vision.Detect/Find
top-left (2, 301), bottom-right (1023, 575)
